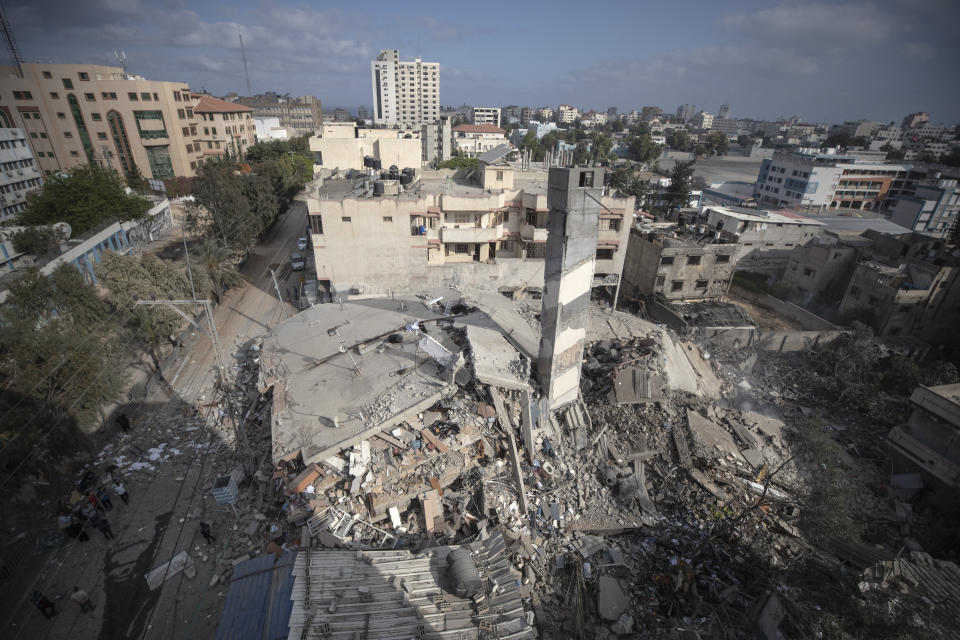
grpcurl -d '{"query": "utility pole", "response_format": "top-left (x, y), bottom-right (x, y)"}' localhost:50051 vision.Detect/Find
top-left (270, 269), bottom-right (290, 321)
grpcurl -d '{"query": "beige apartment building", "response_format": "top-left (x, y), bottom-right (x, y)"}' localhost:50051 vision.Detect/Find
top-left (305, 164), bottom-right (634, 298)
top-left (193, 95), bottom-right (255, 160)
top-left (309, 122), bottom-right (421, 171)
top-left (0, 63), bottom-right (204, 179)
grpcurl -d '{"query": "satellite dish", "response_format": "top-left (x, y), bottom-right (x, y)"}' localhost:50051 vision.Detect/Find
top-left (52, 222), bottom-right (71, 241)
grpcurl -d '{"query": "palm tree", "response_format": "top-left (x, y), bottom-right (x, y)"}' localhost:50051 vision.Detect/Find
top-left (201, 240), bottom-right (243, 302)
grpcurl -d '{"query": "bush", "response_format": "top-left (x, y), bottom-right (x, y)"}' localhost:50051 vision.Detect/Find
top-left (11, 227), bottom-right (60, 255)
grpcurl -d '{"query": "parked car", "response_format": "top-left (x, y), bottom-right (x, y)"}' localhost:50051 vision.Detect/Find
top-left (290, 253), bottom-right (305, 271)
top-left (297, 237), bottom-right (308, 251)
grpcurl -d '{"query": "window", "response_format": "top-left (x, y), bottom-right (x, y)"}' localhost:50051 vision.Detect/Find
top-left (42, 71), bottom-right (52, 79)
top-left (203, 127), bottom-right (209, 135)
top-left (695, 279), bottom-right (708, 289)
top-left (716, 254), bottom-right (731, 263)
top-left (496, 170), bottom-right (504, 180)
top-left (101, 92), bottom-right (117, 100)
top-left (656, 275), bottom-right (665, 287)
top-left (153, 93), bottom-right (159, 101)
top-left (70, 150), bottom-right (79, 157)
top-left (91, 113), bottom-right (101, 121)
top-left (178, 109), bottom-right (185, 119)
top-left (97, 132), bottom-right (107, 140)
top-left (128, 92), bottom-right (138, 100)
top-left (341, 216), bottom-right (351, 222)
top-left (12, 90), bottom-right (33, 100)
top-left (50, 91), bottom-right (59, 99)
top-left (185, 144), bottom-right (192, 153)
top-left (174, 91), bottom-right (181, 101)
top-left (64, 131), bottom-right (73, 138)
top-left (206, 141), bottom-right (212, 149)
top-left (383, 216), bottom-right (393, 222)
top-left (455, 243), bottom-right (469, 254)
top-left (78, 72), bottom-right (89, 81)
top-left (186, 109), bottom-right (193, 118)
top-left (57, 112), bottom-right (66, 119)
top-left (686, 255), bottom-right (701, 265)
top-left (62, 79), bottom-right (73, 89)
top-left (85, 92), bottom-right (95, 101)
top-left (140, 92), bottom-right (151, 101)
top-left (29, 132), bottom-right (37, 139)
top-left (310, 215), bottom-right (323, 234)
top-left (579, 171), bottom-right (594, 187)
top-left (660, 256), bottom-right (674, 266)
top-left (596, 248), bottom-right (614, 260)
top-left (671, 281), bottom-right (684, 291)
top-left (39, 132), bottom-right (47, 138)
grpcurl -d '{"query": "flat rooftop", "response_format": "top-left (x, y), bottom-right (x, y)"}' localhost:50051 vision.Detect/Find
top-left (316, 169), bottom-right (549, 201)
top-left (260, 293), bottom-right (537, 465)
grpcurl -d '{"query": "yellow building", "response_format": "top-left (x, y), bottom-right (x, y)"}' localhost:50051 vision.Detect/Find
top-left (0, 63), bottom-right (207, 179)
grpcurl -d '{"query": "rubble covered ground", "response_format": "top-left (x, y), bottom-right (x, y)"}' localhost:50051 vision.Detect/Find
top-left (246, 292), bottom-right (959, 639)
top-left (6, 284), bottom-right (958, 640)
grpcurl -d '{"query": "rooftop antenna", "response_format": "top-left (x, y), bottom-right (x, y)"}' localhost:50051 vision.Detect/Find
top-left (114, 50), bottom-right (126, 74)
top-left (239, 31), bottom-right (251, 95)
top-left (0, 3), bottom-right (23, 78)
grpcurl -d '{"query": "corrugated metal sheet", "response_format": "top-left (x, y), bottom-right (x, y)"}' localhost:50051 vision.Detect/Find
top-left (215, 551), bottom-right (297, 640)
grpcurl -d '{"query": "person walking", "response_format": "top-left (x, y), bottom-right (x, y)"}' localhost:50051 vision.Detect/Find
top-left (96, 486), bottom-right (113, 510)
top-left (112, 480), bottom-right (129, 505)
top-left (70, 587), bottom-right (95, 613)
top-left (116, 413), bottom-right (131, 432)
top-left (88, 492), bottom-right (105, 514)
top-left (31, 591), bottom-right (57, 619)
top-left (199, 521), bottom-right (215, 544)
top-left (94, 516), bottom-right (114, 540)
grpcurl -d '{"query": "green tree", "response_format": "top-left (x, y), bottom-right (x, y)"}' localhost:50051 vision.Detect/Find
top-left (667, 129), bottom-right (691, 151)
top-left (192, 160), bottom-right (258, 253)
top-left (125, 162), bottom-right (151, 194)
top-left (627, 133), bottom-right (660, 164)
top-left (610, 119), bottom-right (625, 133)
top-left (0, 266), bottom-right (123, 473)
top-left (664, 159), bottom-right (696, 212)
top-left (10, 227), bottom-right (61, 256)
top-left (17, 164), bottom-right (150, 234)
top-left (244, 136), bottom-right (312, 163)
top-left (609, 165), bottom-right (652, 210)
top-left (200, 239), bottom-right (244, 302)
top-left (96, 252), bottom-right (208, 348)
top-left (706, 131), bottom-right (729, 155)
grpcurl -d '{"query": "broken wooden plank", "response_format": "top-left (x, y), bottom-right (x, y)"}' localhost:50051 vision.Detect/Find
top-left (420, 428), bottom-right (448, 453)
top-left (688, 469), bottom-right (728, 502)
top-left (428, 476), bottom-right (444, 496)
top-left (376, 431), bottom-right (406, 449)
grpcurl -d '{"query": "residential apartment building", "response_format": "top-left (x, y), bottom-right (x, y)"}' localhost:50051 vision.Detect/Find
top-left (718, 103), bottom-right (730, 119)
top-left (232, 93), bottom-right (321, 136)
top-left (556, 105), bottom-right (579, 124)
top-left (711, 118), bottom-right (739, 136)
top-left (0, 62), bottom-right (203, 179)
top-left (304, 165), bottom-right (634, 298)
top-left (357, 106), bottom-right (370, 121)
top-left (838, 230), bottom-right (960, 340)
top-left (781, 238), bottom-right (859, 307)
top-left (472, 107), bottom-right (501, 128)
top-left (836, 120), bottom-right (882, 139)
top-left (422, 119), bottom-right (451, 164)
top-left (580, 111), bottom-right (608, 127)
top-left (891, 178), bottom-right (959, 238)
top-left (755, 148), bottom-right (915, 211)
top-left (640, 106), bottom-right (663, 122)
top-left (310, 122), bottom-right (421, 171)
top-left (676, 104), bottom-right (695, 122)
top-left (519, 107), bottom-right (533, 126)
top-left (622, 222), bottom-right (739, 301)
top-left (0, 128), bottom-right (43, 220)
top-left (502, 106), bottom-right (521, 123)
top-left (536, 107), bottom-right (554, 122)
top-left (901, 112), bottom-right (930, 130)
top-left (193, 95), bottom-right (255, 160)
top-left (453, 124), bottom-right (506, 157)
top-left (330, 108), bottom-right (351, 122)
top-left (691, 111), bottom-right (713, 131)
top-left (370, 49), bottom-right (439, 128)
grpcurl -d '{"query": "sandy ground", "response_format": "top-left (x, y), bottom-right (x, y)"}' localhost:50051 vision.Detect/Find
top-left (3, 198), bottom-right (309, 640)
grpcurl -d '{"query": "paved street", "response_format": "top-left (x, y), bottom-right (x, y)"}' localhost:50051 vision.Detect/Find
top-left (4, 198), bottom-right (310, 640)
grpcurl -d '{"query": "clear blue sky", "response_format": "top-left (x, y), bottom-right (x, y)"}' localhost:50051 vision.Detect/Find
top-left (9, 0), bottom-right (960, 123)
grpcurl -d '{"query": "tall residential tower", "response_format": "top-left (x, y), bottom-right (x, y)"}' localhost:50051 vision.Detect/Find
top-left (370, 50), bottom-right (439, 128)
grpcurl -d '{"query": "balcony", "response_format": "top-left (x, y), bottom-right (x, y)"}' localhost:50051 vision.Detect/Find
top-left (520, 224), bottom-right (548, 243)
top-left (440, 226), bottom-right (500, 243)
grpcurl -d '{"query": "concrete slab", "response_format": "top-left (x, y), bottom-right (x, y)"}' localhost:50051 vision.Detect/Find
top-left (465, 325), bottom-right (529, 391)
top-left (686, 409), bottom-right (739, 457)
top-left (613, 367), bottom-right (665, 404)
top-left (597, 575), bottom-right (630, 621)
top-left (461, 290), bottom-right (540, 360)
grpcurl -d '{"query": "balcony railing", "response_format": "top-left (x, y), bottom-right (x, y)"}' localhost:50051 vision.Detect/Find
top-left (520, 225), bottom-right (548, 243)
top-left (440, 226), bottom-right (500, 243)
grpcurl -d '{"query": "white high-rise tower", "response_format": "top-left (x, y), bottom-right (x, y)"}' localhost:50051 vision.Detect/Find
top-left (371, 49), bottom-right (439, 128)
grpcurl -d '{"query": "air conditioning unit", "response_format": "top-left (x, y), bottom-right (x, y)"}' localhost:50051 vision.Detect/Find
top-left (5, 171), bottom-right (12, 177)
top-left (16, 170), bottom-right (23, 175)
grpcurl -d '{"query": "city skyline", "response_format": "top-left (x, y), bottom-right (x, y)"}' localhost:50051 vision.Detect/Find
top-left (6, 0), bottom-right (960, 124)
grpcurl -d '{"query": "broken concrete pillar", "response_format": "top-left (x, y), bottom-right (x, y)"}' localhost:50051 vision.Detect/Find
top-left (538, 167), bottom-right (604, 409)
